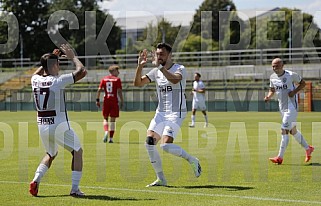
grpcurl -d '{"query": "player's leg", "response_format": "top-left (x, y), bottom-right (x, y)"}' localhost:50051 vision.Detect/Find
top-left (290, 126), bottom-right (314, 162)
top-left (269, 111), bottom-right (290, 164)
top-left (200, 101), bottom-right (208, 127)
top-left (145, 114), bottom-right (166, 187)
top-left (103, 117), bottom-right (109, 143)
top-left (145, 131), bottom-right (166, 187)
top-left (30, 125), bottom-right (58, 196)
top-left (70, 148), bottom-right (84, 196)
top-left (30, 153), bottom-right (56, 196)
top-left (102, 100), bottom-right (110, 143)
top-left (108, 103), bottom-right (119, 143)
top-left (57, 124), bottom-right (84, 197)
top-left (190, 100), bottom-right (197, 127)
top-left (159, 119), bottom-right (201, 177)
top-left (109, 117), bottom-right (116, 143)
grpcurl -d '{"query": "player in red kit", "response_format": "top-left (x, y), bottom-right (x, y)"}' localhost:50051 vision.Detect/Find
top-left (96, 65), bottom-right (123, 143)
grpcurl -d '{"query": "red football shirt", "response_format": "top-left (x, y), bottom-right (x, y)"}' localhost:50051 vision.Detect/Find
top-left (99, 75), bottom-right (122, 103)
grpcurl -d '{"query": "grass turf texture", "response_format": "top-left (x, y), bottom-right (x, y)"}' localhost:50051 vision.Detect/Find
top-left (0, 111), bottom-right (321, 205)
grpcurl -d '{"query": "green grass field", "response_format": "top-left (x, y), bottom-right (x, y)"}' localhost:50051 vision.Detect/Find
top-left (1, 111), bottom-right (321, 205)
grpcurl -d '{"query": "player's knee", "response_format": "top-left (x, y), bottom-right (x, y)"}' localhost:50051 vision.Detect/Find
top-left (146, 136), bottom-right (155, 145)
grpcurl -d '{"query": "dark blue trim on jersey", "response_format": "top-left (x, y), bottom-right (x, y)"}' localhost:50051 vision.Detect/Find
top-left (145, 75), bottom-right (152, 82)
top-left (63, 91), bottom-right (71, 130)
top-left (293, 82), bottom-right (298, 109)
top-left (179, 82), bottom-right (183, 118)
top-left (72, 73), bottom-right (76, 83)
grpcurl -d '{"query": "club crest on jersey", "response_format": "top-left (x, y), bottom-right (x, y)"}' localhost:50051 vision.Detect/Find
top-left (282, 78), bottom-right (287, 83)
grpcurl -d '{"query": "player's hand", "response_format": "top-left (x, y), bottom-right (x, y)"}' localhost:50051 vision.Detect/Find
top-left (151, 50), bottom-right (158, 66)
top-left (138, 49), bottom-right (148, 67)
top-left (96, 101), bottom-right (100, 108)
top-left (60, 44), bottom-right (75, 59)
top-left (264, 96), bottom-right (270, 102)
top-left (288, 91), bottom-right (295, 98)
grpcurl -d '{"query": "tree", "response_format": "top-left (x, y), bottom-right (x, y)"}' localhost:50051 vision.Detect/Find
top-left (0, 0), bottom-right (122, 61)
top-left (190, 0), bottom-right (242, 45)
top-left (177, 34), bottom-right (218, 52)
top-left (135, 18), bottom-right (182, 51)
top-left (249, 8), bottom-right (321, 49)
top-left (0, 0), bottom-right (51, 60)
top-left (48, 0), bottom-right (121, 56)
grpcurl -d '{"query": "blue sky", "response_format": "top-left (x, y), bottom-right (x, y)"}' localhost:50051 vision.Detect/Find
top-left (99, 0), bottom-right (321, 26)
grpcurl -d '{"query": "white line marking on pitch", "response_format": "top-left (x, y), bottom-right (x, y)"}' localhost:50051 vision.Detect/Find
top-left (2, 180), bottom-right (321, 204)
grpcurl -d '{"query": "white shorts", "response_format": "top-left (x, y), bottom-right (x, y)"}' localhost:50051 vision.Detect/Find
top-left (38, 118), bottom-right (81, 157)
top-left (148, 112), bottom-right (187, 138)
top-left (192, 99), bottom-right (206, 111)
top-left (280, 109), bottom-right (297, 130)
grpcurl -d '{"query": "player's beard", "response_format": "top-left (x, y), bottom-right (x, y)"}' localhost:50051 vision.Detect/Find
top-left (159, 59), bottom-right (166, 66)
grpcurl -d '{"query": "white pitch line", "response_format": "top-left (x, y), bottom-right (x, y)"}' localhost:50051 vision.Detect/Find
top-left (2, 180), bottom-right (321, 204)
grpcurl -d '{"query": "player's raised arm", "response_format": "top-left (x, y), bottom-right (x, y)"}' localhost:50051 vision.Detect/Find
top-left (133, 50), bottom-right (150, 87)
top-left (60, 44), bottom-right (87, 83)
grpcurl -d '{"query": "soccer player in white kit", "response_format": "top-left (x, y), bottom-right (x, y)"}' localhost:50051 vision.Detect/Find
top-left (190, 72), bottom-right (208, 128)
top-left (29, 44), bottom-right (87, 196)
top-left (134, 43), bottom-right (202, 187)
top-left (264, 58), bottom-right (314, 165)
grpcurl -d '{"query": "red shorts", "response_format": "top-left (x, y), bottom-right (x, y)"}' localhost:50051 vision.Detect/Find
top-left (102, 100), bottom-right (119, 118)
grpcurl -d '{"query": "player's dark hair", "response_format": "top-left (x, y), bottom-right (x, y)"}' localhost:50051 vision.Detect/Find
top-left (40, 53), bottom-right (59, 71)
top-left (156, 42), bottom-right (172, 53)
top-left (195, 72), bottom-right (201, 78)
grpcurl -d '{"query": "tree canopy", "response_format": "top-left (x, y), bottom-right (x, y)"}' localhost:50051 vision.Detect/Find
top-left (0, 0), bottom-right (121, 60)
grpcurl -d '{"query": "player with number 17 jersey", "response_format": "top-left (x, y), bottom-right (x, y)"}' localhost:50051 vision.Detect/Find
top-left (31, 73), bottom-right (82, 156)
top-left (32, 73), bottom-right (74, 122)
top-left (98, 74), bottom-right (122, 117)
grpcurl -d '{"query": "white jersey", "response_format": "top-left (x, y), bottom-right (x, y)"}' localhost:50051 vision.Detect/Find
top-left (269, 70), bottom-right (301, 112)
top-left (192, 80), bottom-right (206, 102)
top-left (31, 73), bottom-right (74, 121)
top-left (145, 64), bottom-right (187, 117)
top-left (31, 73), bottom-right (81, 156)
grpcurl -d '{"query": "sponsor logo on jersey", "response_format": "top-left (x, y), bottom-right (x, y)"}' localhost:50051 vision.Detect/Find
top-left (159, 85), bottom-right (172, 92)
top-left (37, 117), bottom-right (55, 125)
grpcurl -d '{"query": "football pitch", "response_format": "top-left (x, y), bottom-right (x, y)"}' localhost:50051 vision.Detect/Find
top-left (1, 111), bottom-right (321, 205)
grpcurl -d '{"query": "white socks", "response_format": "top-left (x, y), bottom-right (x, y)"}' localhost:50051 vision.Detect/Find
top-left (33, 163), bottom-right (48, 183)
top-left (292, 131), bottom-right (309, 150)
top-left (191, 115), bottom-right (195, 125)
top-left (145, 144), bottom-right (165, 181)
top-left (278, 134), bottom-right (289, 158)
top-left (71, 171), bottom-right (82, 191)
top-left (191, 114), bottom-right (208, 125)
top-left (160, 143), bottom-right (192, 162)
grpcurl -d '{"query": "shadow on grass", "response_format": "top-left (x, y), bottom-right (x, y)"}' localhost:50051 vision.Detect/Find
top-left (37, 194), bottom-right (155, 201)
top-left (306, 162), bottom-right (321, 166)
top-left (169, 184), bottom-right (254, 191)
